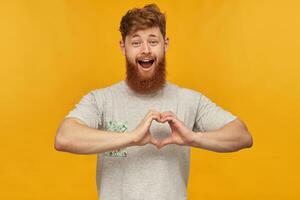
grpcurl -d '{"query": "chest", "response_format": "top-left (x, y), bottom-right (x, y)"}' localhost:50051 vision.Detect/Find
top-left (100, 93), bottom-right (197, 135)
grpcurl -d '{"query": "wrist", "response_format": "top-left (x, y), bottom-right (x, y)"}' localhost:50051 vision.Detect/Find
top-left (189, 131), bottom-right (202, 147)
top-left (127, 132), bottom-right (138, 147)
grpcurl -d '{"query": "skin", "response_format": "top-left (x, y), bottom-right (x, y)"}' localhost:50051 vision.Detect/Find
top-left (54, 27), bottom-right (253, 154)
top-left (156, 111), bottom-right (253, 152)
top-left (120, 27), bottom-right (169, 80)
top-left (120, 27), bottom-right (252, 151)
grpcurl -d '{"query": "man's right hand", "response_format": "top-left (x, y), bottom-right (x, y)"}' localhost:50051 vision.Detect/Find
top-left (131, 109), bottom-right (161, 147)
top-left (55, 109), bottom-right (163, 154)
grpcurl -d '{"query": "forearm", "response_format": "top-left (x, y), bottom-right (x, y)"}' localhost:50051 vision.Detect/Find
top-left (190, 119), bottom-right (253, 152)
top-left (55, 119), bottom-right (135, 154)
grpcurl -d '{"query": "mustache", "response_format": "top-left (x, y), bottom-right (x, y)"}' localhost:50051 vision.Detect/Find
top-left (136, 55), bottom-right (156, 60)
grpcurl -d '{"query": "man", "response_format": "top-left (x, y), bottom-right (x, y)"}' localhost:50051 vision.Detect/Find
top-left (55, 4), bottom-right (253, 200)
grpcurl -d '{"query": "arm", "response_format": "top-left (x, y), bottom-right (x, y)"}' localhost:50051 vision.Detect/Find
top-left (158, 112), bottom-right (253, 152)
top-left (191, 118), bottom-right (253, 152)
top-left (54, 118), bottom-right (135, 154)
top-left (54, 110), bottom-right (161, 154)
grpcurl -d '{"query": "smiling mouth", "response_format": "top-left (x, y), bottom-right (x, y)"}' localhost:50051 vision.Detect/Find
top-left (137, 59), bottom-right (155, 70)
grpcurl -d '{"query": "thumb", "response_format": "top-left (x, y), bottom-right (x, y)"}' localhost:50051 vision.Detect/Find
top-left (158, 137), bottom-right (174, 149)
top-left (150, 136), bottom-right (160, 146)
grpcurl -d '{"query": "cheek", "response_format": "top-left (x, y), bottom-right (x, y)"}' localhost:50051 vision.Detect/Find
top-left (154, 48), bottom-right (165, 59)
top-left (153, 44), bottom-right (165, 54)
top-left (125, 48), bottom-right (140, 60)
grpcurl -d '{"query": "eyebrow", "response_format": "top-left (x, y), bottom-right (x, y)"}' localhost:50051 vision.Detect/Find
top-left (148, 34), bottom-right (158, 38)
top-left (131, 34), bottom-right (141, 38)
top-left (130, 34), bottom-right (158, 39)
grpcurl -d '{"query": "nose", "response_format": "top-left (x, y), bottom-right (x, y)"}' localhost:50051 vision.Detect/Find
top-left (141, 42), bottom-right (151, 54)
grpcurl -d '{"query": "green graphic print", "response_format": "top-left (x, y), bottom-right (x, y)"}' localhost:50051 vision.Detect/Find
top-left (104, 120), bottom-right (128, 157)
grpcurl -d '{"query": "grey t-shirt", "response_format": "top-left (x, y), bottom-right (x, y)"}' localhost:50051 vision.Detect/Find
top-left (65, 80), bottom-right (236, 200)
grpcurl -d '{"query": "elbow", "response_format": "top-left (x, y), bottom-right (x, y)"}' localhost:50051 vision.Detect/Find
top-left (54, 132), bottom-right (69, 152)
top-left (55, 132), bottom-right (77, 152)
top-left (245, 133), bottom-right (253, 148)
top-left (234, 132), bottom-right (253, 151)
top-left (235, 120), bottom-right (253, 151)
top-left (54, 120), bottom-right (74, 152)
top-left (225, 132), bottom-right (253, 153)
top-left (54, 118), bottom-right (88, 154)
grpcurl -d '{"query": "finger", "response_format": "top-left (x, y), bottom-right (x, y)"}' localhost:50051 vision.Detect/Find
top-left (161, 112), bottom-right (177, 122)
top-left (144, 109), bottom-right (159, 120)
top-left (146, 109), bottom-right (160, 116)
top-left (145, 109), bottom-right (161, 121)
top-left (150, 137), bottom-right (160, 146)
top-left (166, 117), bottom-right (183, 132)
top-left (159, 137), bottom-right (174, 148)
top-left (135, 113), bottom-right (160, 135)
top-left (146, 113), bottom-right (161, 124)
top-left (160, 115), bottom-right (173, 123)
top-left (160, 116), bottom-right (180, 127)
top-left (161, 111), bottom-right (176, 117)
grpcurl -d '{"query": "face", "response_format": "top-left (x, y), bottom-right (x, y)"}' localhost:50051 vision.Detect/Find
top-left (120, 27), bottom-right (169, 94)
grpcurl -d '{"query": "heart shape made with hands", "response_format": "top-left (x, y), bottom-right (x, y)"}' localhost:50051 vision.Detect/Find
top-left (145, 111), bottom-right (194, 149)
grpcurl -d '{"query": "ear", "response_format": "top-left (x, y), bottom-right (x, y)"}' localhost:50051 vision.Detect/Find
top-left (119, 40), bottom-right (125, 56)
top-left (164, 37), bottom-right (169, 52)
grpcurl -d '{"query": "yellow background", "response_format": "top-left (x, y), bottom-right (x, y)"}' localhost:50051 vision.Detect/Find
top-left (1, 0), bottom-right (299, 199)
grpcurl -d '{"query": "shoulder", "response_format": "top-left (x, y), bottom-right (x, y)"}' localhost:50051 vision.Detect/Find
top-left (81, 81), bottom-right (125, 103)
top-left (164, 82), bottom-right (207, 113)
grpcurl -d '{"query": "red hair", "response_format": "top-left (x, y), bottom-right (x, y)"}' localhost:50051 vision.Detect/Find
top-left (119, 4), bottom-right (166, 41)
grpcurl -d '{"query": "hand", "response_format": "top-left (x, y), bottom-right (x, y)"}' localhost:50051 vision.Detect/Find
top-left (157, 111), bottom-right (195, 149)
top-left (131, 109), bottom-right (161, 147)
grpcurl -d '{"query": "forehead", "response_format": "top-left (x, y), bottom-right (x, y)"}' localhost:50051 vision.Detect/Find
top-left (127, 27), bottom-right (163, 40)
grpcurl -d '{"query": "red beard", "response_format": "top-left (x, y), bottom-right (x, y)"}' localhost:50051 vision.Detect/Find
top-left (125, 56), bottom-right (166, 94)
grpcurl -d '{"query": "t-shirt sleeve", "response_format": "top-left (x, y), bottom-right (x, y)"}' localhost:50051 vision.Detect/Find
top-left (64, 91), bottom-right (103, 129)
top-left (193, 94), bottom-right (237, 132)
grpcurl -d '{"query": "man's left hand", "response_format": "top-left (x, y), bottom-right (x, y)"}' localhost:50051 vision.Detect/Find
top-left (157, 111), bottom-right (195, 149)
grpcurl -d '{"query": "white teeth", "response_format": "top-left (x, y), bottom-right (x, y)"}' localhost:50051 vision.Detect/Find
top-left (138, 58), bottom-right (153, 62)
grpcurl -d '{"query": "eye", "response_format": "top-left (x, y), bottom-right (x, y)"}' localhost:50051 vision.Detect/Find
top-left (149, 40), bottom-right (158, 46)
top-left (131, 41), bottom-right (141, 47)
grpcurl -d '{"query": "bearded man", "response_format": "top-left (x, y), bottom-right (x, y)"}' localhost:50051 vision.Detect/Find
top-left (55, 4), bottom-right (253, 200)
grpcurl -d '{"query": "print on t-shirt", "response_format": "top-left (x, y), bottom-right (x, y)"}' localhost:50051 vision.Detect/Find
top-left (104, 120), bottom-right (128, 157)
